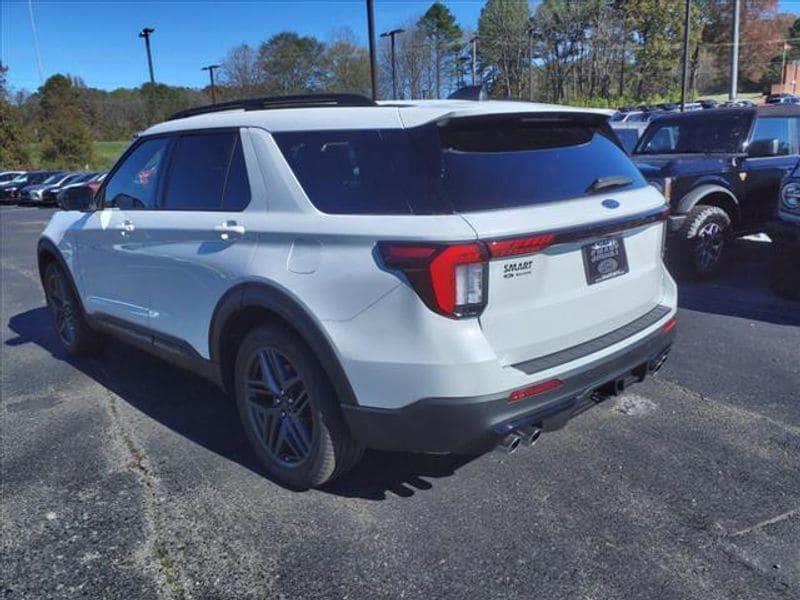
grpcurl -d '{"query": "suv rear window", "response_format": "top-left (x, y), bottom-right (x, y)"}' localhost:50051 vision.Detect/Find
top-left (273, 116), bottom-right (645, 215)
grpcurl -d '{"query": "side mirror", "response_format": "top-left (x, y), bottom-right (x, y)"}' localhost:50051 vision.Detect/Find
top-left (58, 185), bottom-right (95, 211)
top-left (748, 138), bottom-right (780, 158)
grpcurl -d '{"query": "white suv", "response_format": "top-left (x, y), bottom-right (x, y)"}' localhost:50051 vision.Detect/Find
top-left (39, 94), bottom-right (677, 489)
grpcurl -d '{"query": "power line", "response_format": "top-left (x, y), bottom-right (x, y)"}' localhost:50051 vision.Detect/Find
top-left (27, 0), bottom-right (44, 85)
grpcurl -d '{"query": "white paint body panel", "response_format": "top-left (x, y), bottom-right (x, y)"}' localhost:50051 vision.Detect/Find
top-left (41, 103), bottom-right (677, 411)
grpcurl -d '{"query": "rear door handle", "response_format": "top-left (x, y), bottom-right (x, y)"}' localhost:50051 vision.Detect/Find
top-left (115, 220), bottom-right (135, 235)
top-left (214, 221), bottom-right (245, 239)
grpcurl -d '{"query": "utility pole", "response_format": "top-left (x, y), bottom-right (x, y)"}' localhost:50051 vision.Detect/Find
top-left (366, 0), bottom-right (378, 101)
top-left (680, 0), bottom-right (691, 111)
top-left (202, 64), bottom-right (220, 104)
top-left (528, 25), bottom-right (535, 101)
top-left (729, 0), bottom-right (740, 101)
top-left (781, 41), bottom-right (789, 91)
top-left (380, 28), bottom-right (405, 99)
top-left (470, 36), bottom-right (478, 86)
top-left (139, 27), bottom-right (156, 122)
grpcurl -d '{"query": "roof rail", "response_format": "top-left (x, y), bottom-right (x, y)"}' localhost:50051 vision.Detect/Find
top-left (168, 93), bottom-right (377, 121)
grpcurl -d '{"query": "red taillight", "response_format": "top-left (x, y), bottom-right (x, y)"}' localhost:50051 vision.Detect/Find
top-left (508, 379), bottom-right (562, 403)
top-left (662, 316), bottom-right (677, 334)
top-left (379, 242), bottom-right (488, 318)
top-left (487, 234), bottom-right (555, 258)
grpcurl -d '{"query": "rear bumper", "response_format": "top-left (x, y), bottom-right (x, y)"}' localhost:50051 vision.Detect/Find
top-left (341, 325), bottom-right (675, 453)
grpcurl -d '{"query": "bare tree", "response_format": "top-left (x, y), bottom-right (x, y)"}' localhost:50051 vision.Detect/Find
top-left (220, 43), bottom-right (261, 97)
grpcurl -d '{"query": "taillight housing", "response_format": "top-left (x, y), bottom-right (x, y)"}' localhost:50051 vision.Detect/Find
top-left (379, 242), bottom-right (488, 318)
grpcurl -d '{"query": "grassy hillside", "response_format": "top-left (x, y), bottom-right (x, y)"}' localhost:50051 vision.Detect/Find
top-left (26, 140), bottom-right (129, 171)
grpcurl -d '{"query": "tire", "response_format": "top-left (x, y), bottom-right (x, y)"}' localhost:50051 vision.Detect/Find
top-left (674, 204), bottom-right (732, 279)
top-left (234, 324), bottom-right (363, 489)
top-left (43, 261), bottom-right (104, 356)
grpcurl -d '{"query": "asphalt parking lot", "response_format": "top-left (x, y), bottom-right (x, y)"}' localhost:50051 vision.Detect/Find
top-left (1, 205), bottom-right (799, 600)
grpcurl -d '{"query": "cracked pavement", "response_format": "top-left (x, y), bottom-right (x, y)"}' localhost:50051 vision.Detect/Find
top-left (2, 206), bottom-right (799, 599)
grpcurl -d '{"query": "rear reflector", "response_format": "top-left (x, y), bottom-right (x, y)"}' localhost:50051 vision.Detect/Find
top-left (508, 379), bottom-right (562, 403)
top-left (662, 316), bottom-right (677, 334)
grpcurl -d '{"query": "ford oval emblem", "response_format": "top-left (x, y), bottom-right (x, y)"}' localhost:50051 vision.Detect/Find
top-left (602, 199), bottom-right (620, 209)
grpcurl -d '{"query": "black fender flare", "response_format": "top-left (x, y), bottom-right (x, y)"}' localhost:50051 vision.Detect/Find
top-left (676, 184), bottom-right (740, 221)
top-left (209, 281), bottom-right (359, 406)
top-left (36, 238), bottom-right (88, 315)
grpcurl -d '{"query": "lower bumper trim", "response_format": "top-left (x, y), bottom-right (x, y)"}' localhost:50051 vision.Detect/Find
top-left (341, 325), bottom-right (675, 454)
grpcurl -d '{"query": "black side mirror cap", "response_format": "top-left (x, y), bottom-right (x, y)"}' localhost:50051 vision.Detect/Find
top-left (747, 138), bottom-right (780, 158)
top-left (58, 185), bottom-right (95, 211)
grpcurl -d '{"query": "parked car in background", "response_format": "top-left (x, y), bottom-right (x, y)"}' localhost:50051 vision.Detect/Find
top-left (55, 173), bottom-right (106, 208)
top-left (698, 99), bottom-right (718, 109)
top-left (773, 166), bottom-right (800, 248)
top-left (611, 110), bottom-right (657, 125)
top-left (38, 94), bottom-right (676, 489)
top-left (0, 171), bottom-right (57, 203)
top-left (40, 172), bottom-right (97, 206)
top-left (766, 93), bottom-right (797, 105)
top-left (18, 172), bottom-right (68, 205)
top-left (0, 170), bottom-right (26, 183)
top-left (632, 105), bottom-right (800, 278)
top-left (771, 168), bottom-right (800, 299)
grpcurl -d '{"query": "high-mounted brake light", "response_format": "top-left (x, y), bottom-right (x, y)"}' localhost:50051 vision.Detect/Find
top-left (379, 242), bottom-right (488, 318)
top-left (487, 234), bottom-right (555, 258)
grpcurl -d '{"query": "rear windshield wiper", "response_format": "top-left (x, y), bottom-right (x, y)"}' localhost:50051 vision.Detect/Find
top-left (586, 175), bottom-right (633, 194)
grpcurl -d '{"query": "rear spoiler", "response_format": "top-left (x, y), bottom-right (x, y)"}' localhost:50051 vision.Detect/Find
top-left (435, 111), bottom-right (610, 130)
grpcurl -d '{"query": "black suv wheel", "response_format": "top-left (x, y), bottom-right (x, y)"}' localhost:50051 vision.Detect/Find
top-left (675, 205), bottom-right (731, 279)
top-left (43, 262), bottom-right (104, 356)
top-left (234, 324), bottom-right (363, 489)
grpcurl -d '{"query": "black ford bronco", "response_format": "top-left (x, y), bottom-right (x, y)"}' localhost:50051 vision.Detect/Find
top-left (632, 105), bottom-right (800, 278)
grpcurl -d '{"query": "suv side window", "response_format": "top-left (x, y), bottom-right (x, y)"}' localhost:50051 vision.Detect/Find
top-left (162, 131), bottom-right (251, 211)
top-left (642, 125), bottom-right (678, 153)
top-left (103, 137), bottom-right (169, 209)
top-left (751, 117), bottom-right (795, 156)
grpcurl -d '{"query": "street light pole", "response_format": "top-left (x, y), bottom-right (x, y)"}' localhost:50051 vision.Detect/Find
top-left (680, 0), bottom-right (691, 111)
top-left (202, 64), bottom-right (220, 104)
top-left (139, 27), bottom-right (156, 122)
top-left (380, 28), bottom-right (405, 99)
top-left (366, 0), bottom-right (378, 101)
top-left (729, 0), bottom-right (740, 101)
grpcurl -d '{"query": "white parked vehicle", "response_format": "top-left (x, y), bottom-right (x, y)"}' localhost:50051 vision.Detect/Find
top-left (38, 94), bottom-right (677, 488)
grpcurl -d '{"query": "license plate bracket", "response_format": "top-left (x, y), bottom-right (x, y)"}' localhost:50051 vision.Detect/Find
top-left (582, 236), bottom-right (629, 285)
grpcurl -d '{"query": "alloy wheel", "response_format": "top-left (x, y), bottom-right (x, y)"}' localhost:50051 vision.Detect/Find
top-left (694, 222), bottom-right (724, 271)
top-left (245, 347), bottom-right (314, 467)
top-left (47, 270), bottom-right (76, 345)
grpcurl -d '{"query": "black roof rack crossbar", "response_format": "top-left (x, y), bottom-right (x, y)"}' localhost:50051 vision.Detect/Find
top-left (168, 93), bottom-right (376, 120)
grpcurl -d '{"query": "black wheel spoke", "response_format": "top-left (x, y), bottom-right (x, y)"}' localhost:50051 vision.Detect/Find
top-left (258, 351), bottom-right (281, 394)
top-left (289, 391), bottom-right (309, 416)
top-left (46, 271), bottom-right (76, 345)
top-left (286, 415), bottom-right (311, 454)
top-left (245, 346), bottom-right (314, 468)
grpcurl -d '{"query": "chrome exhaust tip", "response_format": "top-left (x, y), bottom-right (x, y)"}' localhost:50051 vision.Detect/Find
top-left (496, 433), bottom-right (522, 455)
top-left (515, 425), bottom-right (542, 447)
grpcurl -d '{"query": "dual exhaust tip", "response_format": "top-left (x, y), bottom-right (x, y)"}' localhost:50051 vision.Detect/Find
top-left (496, 425), bottom-right (542, 455)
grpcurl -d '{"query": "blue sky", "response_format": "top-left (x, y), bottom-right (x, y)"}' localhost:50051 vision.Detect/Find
top-left (2, 0), bottom-right (800, 93)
